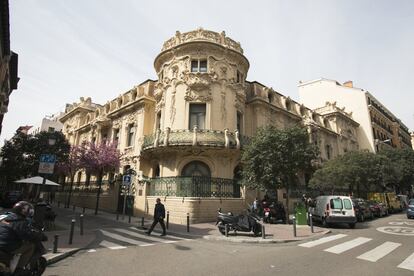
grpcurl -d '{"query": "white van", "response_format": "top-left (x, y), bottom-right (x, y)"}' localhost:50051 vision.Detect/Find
top-left (309, 195), bottom-right (357, 228)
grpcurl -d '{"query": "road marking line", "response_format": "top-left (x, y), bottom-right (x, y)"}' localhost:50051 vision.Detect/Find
top-left (99, 240), bottom-right (127, 250)
top-left (298, 234), bottom-right (347, 248)
top-left (114, 228), bottom-right (179, 244)
top-left (324, 237), bottom-right (372, 254)
top-left (128, 227), bottom-right (191, 241)
top-left (100, 230), bottom-right (151, 246)
top-left (398, 252), bottom-right (414, 272)
top-left (357, 242), bottom-right (401, 262)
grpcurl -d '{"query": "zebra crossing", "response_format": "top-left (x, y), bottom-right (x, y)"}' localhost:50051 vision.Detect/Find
top-left (298, 234), bottom-right (414, 272)
top-left (93, 227), bottom-right (192, 251)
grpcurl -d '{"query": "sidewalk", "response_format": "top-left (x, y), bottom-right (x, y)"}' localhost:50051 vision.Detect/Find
top-left (44, 204), bottom-right (330, 263)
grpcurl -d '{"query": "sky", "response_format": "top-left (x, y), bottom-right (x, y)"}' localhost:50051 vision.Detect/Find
top-left (2, 0), bottom-right (414, 144)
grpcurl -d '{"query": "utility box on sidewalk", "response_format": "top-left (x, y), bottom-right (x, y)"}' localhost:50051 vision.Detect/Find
top-left (295, 203), bottom-right (307, 225)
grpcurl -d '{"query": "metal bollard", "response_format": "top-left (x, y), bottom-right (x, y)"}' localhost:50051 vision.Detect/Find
top-left (82, 207), bottom-right (86, 214)
top-left (166, 211), bottom-right (169, 229)
top-left (116, 212), bottom-right (119, 221)
top-left (262, 224), bottom-right (266, 239)
top-left (293, 216), bottom-right (297, 237)
top-left (309, 214), bottom-right (314, 233)
top-left (80, 214), bottom-right (84, 236)
top-left (69, 219), bottom-right (75, 244)
top-left (186, 213), bottom-right (190, 233)
top-left (225, 224), bottom-right (229, 237)
top-left (141, 217), bottom-right (145, 228)
top-left (128, 215), bottom-right (131, 224)
top-left (53, 235), bottom-right (59, 253)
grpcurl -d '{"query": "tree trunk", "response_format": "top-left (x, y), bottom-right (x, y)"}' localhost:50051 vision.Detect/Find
top-left (94, 169), bottom-right (103, 215)
top-left (66, 174), bottom-right (74, 208)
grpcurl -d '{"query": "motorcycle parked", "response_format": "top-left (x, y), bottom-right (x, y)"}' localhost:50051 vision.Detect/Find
top-left (0, 228), bottom-right (48, 276)
top-left (262, 201), bottom-right (286, 224)
top-left (216, 209), bottom-right (262, 236)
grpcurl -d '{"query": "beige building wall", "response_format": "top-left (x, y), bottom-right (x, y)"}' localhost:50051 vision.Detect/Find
top-left (300, 79), bottom-right (380, 152)
top-left (57, 29), bottom-right (360, 223)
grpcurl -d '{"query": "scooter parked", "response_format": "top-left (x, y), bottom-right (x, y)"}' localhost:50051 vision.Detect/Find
top-left (0, 229), bottom-right (48, 276)
top-left (216, 209), bottom-right (262, 236)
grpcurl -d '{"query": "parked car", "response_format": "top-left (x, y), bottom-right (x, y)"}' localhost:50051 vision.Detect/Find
top-left (309, 195), bottom-right (356, 228)
top-left (352, 198), bottom-right (373, 222)
top-left (367, 192), bottom-right (401, 213)
top-left (0, 190), bottom-right (23, 208)
top-left (407, 199), bottom-right (414, 219)
top-left (367, 200), bottom-right (388, 217)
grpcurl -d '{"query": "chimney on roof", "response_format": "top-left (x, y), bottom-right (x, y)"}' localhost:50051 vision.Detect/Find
top-left (343, 81), bottom-right (353, 88)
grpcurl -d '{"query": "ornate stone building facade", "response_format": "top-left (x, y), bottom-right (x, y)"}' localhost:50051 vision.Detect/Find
top-left (58, 29), bottom-right (359, 223)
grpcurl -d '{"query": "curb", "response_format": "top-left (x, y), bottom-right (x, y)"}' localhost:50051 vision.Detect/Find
top-left (46, 232), bottom-right (97, 265)
top-left (202, 230), bottom-right (331, 244)
top-left (46, 248), bottom-right (82, 265)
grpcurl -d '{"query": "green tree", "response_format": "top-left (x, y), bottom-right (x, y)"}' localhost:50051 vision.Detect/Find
top-left (0, 130), bottom-right (70, 186)
top-left (0, 131), bottom-right (33, 184)
top-left (378, 148), bottom-right (414, 194)
top-left (309, 150), bottom-right (397, 196)
top-left (241, 126), bottom-right (318, 220)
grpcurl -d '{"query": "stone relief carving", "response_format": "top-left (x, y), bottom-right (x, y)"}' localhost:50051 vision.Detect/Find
top-left (220, 90), bottom-right (226, 121)
top-left (170, 89), bottom-right (176, 126)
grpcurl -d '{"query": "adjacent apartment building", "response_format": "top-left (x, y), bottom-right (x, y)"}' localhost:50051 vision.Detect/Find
top-left (299, 79), bottom-right (412, 153)
top-left (28, 112), bottom-right (63, 135)
top-left (0, 0), bottom-right (18, 135)
top-left (57, 29), bottom-right (359, 223)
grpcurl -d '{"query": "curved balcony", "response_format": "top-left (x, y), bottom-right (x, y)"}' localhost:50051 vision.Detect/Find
top-left (148, 176), bottom-right (241, 198)
top-left (142, 128), bottom-right (250, 152)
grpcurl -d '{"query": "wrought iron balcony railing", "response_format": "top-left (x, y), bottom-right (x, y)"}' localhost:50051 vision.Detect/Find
top-left (142, 128), bottom-right (250, 151)
top-left (148, 176), bottom-right (241, 198)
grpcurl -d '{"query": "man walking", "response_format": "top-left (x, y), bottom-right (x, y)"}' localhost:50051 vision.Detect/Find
top-left (146, 198), bottom-right (166, 236)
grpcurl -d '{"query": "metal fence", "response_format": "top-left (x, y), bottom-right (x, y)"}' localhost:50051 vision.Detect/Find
top-left (148, 176), bottom-right (241, 198)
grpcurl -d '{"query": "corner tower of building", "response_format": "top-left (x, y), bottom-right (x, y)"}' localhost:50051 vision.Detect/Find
top-left (153, 28), bottom-right (249, 132)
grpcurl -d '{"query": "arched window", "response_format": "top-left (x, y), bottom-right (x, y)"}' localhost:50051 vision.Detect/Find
top-left (181, 161), bottom-right (211, 177)
top-left (154, 165), bottom-right (160, 178)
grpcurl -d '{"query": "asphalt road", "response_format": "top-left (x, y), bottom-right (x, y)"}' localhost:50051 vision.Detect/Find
top-left (44, 213), bottom-right (414, 276)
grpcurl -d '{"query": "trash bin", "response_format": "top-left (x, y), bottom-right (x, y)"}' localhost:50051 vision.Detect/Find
top-left (295, 203), bottom-right (307, 225)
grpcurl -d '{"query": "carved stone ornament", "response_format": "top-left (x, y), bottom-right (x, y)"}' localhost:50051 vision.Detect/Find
top-left (184, 88), bottom-right (212, 102)
top-left (182, 72), bottom-right (217, 92)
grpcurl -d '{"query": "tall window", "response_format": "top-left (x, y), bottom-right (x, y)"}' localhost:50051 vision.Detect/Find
top-left (325, 144), bottom-right (331, 160)
top-left (237, 112), bottom-right (243, 133)
top-left (191, 59), bottom-right (207, 73)
top-left (113, 129), bottom-right (120, 145)
top-left (189, 104), bottom-right (206, 129)
top-left (236, 70), bottom-right (243, 83)
top-left (126, 124), bottom-right (135, 147)
top-left (156, 111), bottom-right (161, 130)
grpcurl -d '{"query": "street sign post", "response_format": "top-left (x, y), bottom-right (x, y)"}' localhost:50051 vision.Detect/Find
top-left (38, 154), bottom-right (56, 174)
top-left (122, 175), bottom-right (132, 219)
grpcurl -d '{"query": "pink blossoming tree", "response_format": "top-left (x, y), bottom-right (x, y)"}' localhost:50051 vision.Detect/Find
top-left (79, 141), bottom-right (121, 215)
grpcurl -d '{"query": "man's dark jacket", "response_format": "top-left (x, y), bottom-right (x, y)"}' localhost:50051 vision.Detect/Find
top-left (154, 203), bottom-right (165, 220)
top-left (0, 212), bottom-right (44, 253)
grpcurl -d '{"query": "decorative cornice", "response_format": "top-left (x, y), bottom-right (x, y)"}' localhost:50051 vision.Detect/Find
top-left (162, 28), bottom-right (243, 54)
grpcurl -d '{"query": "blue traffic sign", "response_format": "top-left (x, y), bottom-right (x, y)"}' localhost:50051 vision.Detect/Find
top-left (39, 154), bottom-right (56, 163)
top-left (123, 175), bottom-right (131, 185)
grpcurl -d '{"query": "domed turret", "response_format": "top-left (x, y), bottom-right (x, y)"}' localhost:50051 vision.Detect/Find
top-left (153, 28), bottom-right (249, 133)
